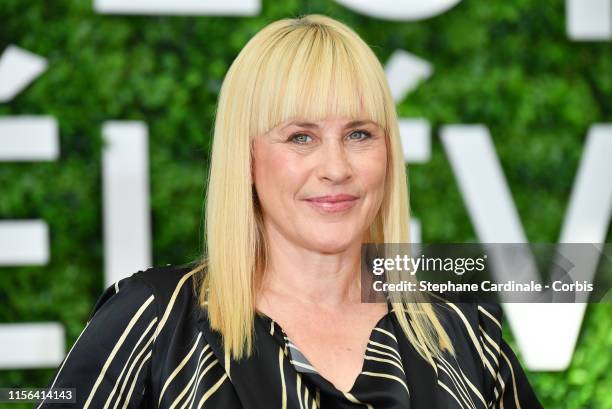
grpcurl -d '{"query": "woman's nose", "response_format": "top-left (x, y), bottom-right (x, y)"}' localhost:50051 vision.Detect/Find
top-left (316, 140), bottom-right (352, 182)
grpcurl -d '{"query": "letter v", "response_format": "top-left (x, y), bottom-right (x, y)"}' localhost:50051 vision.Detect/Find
top-left (440, 124), bottom-right (612, 371)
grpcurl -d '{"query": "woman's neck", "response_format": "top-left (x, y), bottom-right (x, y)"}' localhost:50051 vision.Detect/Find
top-left (258, 226), bottom-right (364, 310)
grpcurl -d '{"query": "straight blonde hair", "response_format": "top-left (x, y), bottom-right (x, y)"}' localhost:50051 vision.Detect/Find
top-left (193, 14), bottom-right (454, 363)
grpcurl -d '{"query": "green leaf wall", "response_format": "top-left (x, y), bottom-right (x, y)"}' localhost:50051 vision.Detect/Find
top-left (0, 1), bottom-right (610, 407)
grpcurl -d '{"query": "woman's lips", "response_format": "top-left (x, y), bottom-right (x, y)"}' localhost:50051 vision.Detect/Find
top-left (303, 194), bottom-right (359, 213)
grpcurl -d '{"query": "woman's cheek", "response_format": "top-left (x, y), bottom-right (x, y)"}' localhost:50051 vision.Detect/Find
top-left (361, 148), bottom-right (387, 185)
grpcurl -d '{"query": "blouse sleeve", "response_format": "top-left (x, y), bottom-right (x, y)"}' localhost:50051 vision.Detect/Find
top-left (476, 302), bottom-right (544, 409)
top-left (37, 274), bottom-right (159, 409)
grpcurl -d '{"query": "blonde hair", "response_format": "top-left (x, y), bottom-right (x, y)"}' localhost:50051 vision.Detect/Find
top-left (193, 14), bottom-right (454, 363)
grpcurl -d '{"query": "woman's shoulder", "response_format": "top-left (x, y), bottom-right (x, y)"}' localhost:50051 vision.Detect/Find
top-left (129, 261), bottom-right (202, 307)
top-left (427, 296), bottom-right (544, 408)
top-left (426, 294), bottom-right (505, 373)
top-left (38, 262), bottom-right (205, 408)
top-left (88, 261), bottom-right (204, 332)
top-left (427, 293), bottom-right (503, 337)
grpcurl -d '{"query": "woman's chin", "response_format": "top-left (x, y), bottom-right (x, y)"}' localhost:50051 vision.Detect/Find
top-left (306, 235), bottom-right (357, 254)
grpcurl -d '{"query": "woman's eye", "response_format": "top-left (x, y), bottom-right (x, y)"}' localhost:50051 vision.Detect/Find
top-left (290, 133), bottom-right (312, 144)
top-left (348, 130), bottom-right (372, 141)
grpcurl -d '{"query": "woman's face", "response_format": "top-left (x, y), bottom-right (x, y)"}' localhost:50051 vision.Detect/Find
top-left (252, 116), bottom-right (388, 254)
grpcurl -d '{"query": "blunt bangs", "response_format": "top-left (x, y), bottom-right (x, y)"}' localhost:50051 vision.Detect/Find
top-left (248, 23), bottom-right (390, 139)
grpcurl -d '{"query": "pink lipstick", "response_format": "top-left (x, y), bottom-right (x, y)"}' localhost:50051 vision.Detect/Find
top-left (304, 194), bottom-right (359, 213)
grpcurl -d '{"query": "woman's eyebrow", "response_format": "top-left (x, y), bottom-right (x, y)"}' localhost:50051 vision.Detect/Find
top-left (280, 119), bottom-right (379, 131)
top-left (344, 120), bottom-right (379, 128)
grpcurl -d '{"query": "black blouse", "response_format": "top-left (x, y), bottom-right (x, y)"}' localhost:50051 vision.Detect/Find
top-left (38, 264), bottom-right (543, 408)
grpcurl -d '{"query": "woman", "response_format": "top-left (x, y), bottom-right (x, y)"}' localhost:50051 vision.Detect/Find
top-left (40, 14), bottom-right (543, 408)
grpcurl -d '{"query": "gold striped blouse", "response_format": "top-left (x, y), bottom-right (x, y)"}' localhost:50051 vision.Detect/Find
top-left (39, 264), bottom-right (543, 408)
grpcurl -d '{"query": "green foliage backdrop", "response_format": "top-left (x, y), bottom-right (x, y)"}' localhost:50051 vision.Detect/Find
top-left (0, 0), bottom-right (610, 407)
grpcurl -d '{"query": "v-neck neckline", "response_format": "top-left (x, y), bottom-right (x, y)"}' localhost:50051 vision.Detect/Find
top-left (255, 300), bottom-right (396, 395)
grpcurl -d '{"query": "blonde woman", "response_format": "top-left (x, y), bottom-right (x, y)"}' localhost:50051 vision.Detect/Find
top-left (40, 14), bottom-right (542, 409)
